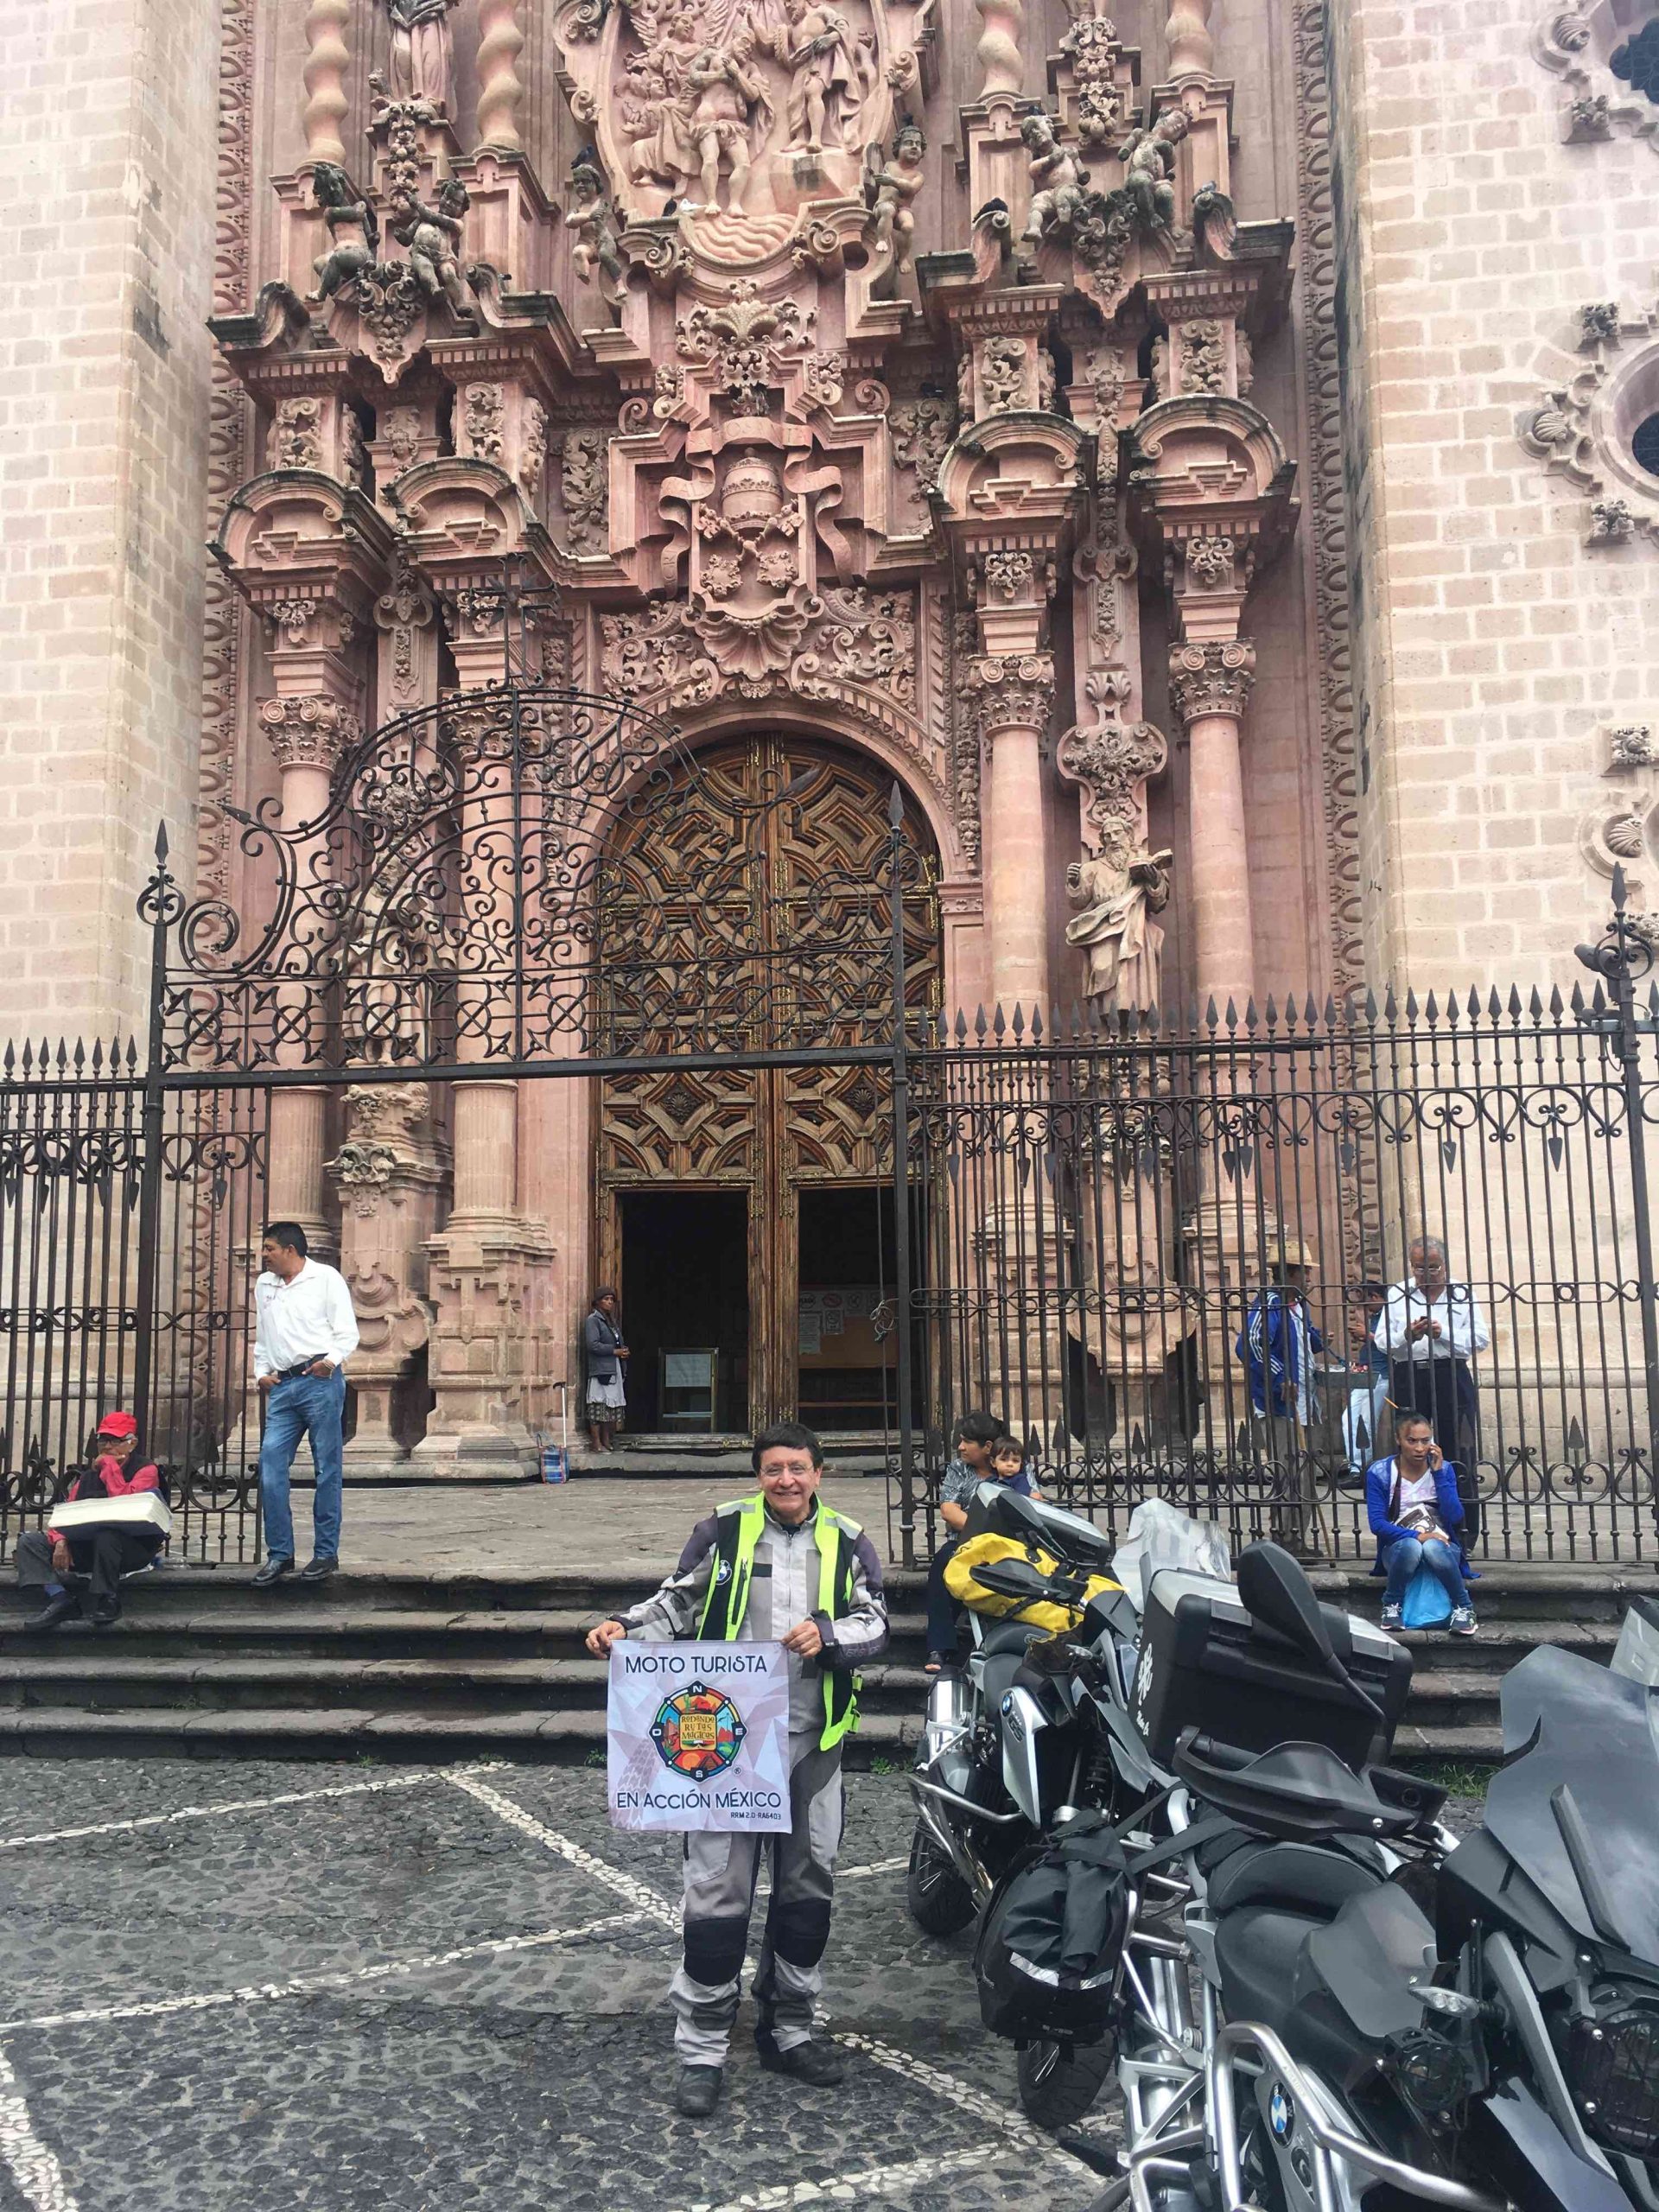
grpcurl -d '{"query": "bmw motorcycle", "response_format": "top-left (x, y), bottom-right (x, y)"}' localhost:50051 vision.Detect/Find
top-left (1089, 1557), bottom-right (1659, 2212)
top-left (905, 1479), bottom-right (1172, 2126)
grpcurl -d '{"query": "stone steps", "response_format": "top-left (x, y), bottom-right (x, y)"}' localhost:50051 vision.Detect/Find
top-left (0, 1560), bottom-right (1635, 1766)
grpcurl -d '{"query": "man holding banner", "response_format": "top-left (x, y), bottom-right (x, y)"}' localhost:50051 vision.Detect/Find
top-left (585, 1421), bottom-right (888, 2120)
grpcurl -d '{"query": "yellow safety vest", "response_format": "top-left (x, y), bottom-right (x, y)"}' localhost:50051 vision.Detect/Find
top-left (697, 1495), bottom-right (862, 1751)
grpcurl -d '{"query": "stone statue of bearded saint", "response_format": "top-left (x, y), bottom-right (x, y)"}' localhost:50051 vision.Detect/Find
top-left (385, 0), bottom-right (459, 113)
top-left (1065, 844), bottom-right (1173, 1020)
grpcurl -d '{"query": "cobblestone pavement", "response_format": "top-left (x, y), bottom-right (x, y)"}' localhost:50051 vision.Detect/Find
top-left (0, 1757), bottom-right (1110, 2212)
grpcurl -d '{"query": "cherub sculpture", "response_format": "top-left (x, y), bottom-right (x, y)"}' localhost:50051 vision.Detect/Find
top-left (1120, 108), bottom-right (1187, 232)
top-left (566, 149), bottom-right (626, 307)
top-left (1020, 110), bottom-right (1086, 246)
top-left (308, 162), bottom-right (379, 303)
top-left (388, 176), bottom-right (472, 317)
top-left (861, 119), bottom-right (925, 275)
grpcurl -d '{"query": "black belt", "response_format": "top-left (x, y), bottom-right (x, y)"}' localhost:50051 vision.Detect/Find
top-left (272, 1358), bottom-right (331, 1382)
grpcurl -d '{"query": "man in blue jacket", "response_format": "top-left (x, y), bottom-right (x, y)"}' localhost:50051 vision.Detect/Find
top-left (1365, 1411), bottom-right (1474, 1636)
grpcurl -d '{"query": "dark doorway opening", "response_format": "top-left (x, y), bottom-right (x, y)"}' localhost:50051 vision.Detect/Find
top-left (797, 1185), bottom-right (917, 1433)
top-left (619, 1191), bottom-right (749, 1434)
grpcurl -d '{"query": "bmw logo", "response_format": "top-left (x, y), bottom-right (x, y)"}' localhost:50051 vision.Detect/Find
top-left (1268, 2084), bottom-right (1293, 2141)
top-left (1001, 1694), bottom-right (1014, 1713)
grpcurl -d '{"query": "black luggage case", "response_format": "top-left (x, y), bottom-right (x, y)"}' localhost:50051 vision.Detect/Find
top-left (1130, 1570), bottom-right (1411, 1769)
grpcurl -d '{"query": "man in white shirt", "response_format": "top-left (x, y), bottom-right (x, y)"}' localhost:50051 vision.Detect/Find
top-left (1373, 1235), bottom-right (1490, 1469)
top-left (251, 1222), bottom-right (359, 1586)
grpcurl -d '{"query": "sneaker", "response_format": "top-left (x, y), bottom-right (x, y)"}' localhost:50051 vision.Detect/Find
top-left (674, 2065), bottom-right (723, 2119)
top-left (1448, 1607), bottom-right (1478, 1637)
top-left (1380, 1603), bottom-right (1403, 1631)
top-left (924, 1650), bottom-right (954, 1675)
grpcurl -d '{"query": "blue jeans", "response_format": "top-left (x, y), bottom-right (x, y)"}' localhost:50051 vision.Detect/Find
top-left (259, 1368), bottom-right (346, 1561)
top-left (1382, 1535), bottom-right (1465, 1612)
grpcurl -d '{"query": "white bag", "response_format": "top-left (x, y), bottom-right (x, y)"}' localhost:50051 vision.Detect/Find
top-left (1112, 1498), bottom-right (1231, 1613)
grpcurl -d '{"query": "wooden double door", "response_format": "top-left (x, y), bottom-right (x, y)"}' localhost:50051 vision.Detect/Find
top-left (595, 734), bottom-right (939, 1429)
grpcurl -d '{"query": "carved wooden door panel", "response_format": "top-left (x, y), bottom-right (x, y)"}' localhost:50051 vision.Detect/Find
top-left (598, 734), bottom-right (938, 1428)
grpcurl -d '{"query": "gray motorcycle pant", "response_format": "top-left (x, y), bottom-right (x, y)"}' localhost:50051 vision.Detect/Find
top-left (669, 1732), bottom-right (844, 2066)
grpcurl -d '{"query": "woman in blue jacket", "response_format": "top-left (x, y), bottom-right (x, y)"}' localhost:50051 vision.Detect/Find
top-left (1365, 1410), bottom-right (1475, 1637)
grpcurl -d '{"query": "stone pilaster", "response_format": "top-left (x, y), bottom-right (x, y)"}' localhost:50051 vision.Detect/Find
top-left (1168, 639), bottom-right (1256, 1020)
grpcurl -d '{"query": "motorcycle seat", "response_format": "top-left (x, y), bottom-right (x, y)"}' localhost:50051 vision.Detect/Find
top-left (1205, 1835), bottom-right (1387, 1917)
top-left (978, 1618), bottom-right (1051, 1658)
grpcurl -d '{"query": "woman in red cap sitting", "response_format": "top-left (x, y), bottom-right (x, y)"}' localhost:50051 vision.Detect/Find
top-left (15, 1412), bottom-right (166, 1629)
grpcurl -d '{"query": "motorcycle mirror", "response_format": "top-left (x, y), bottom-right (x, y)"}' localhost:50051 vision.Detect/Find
top-left (1236, 1541), bottom-right (1336, 1664)
top-left (969, 1559), bottom-right (1054, 1604)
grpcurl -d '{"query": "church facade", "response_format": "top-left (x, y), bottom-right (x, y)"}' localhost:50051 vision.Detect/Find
top-left (7, 0), bottom-right (1659, 1476)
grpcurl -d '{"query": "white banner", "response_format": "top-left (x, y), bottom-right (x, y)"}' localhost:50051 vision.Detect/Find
top-left (607, 1639), bottom-right (792, 1834)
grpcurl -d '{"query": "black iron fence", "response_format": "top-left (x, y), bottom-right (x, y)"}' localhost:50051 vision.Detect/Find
top-left (0, 1044), bottom-right (267, 1560)
top-left (898, 912), bottom-right (1659, 1570)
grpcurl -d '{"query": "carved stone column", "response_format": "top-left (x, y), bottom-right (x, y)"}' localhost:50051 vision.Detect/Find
top-left (259, 689), bottom-right (362, 1261)
top-left (1167, 639), bottom-right (1256, 1018)
top-left (301, 0), bottom-right (351, 167)
top-left (969, 652), bottom-right (1055, 1016)
top-left (329, 1085), bottom-right (448, 1468)
top-left (413, 607), bottom-right (556, 1477)
top-left (474, 0), bottom-right (524, 152)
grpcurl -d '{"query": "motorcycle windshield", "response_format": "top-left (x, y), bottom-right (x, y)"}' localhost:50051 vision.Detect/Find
top-left (1488, 1644), bottom-right (1659, 1962)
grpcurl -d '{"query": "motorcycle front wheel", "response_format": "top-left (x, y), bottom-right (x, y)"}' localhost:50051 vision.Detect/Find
top-left (905, 1818), bottom-right (977, 1936)
top-left (1017, 2036), bottom-right (1115, 2130)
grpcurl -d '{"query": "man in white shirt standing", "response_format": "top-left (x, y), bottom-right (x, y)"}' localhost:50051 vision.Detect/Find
top-left (1373, 1235), bottom-right (1490, 1468)
top-left (251, 1222), bottom-right (360, 1587)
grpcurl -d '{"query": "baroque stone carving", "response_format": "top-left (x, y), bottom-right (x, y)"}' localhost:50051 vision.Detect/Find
top-left (381, 406), bottom-right (423, 468)
top-left (271, 396), bottom-right (322, 471)
top-left (566, 149), bottom-right (626, 312)
top-left (979, 335), bottom-right (1030, 412)
top-left (1592, 497), bottom-right (1636, 543)
top-left (1178, 319), bottom-right (1225, 395)
top-left (462, 384), bottom-right (505, 463)
top-left (563, 430), bottom-right (610, 553)
top-left (1065, 845), bottom-right (1172, 1018)
top-left (519, 399), bottom-right (549, 501)
top-left (1167, 639), bottom-right (1256, 722)
top-left (1186, 535), bottom-right (1235, 588)
top-left (374, 552), bottom-right (436, 709)
top-left (1055, 695), bottom-right (1167, 856)
top-left (383, 0), bottom-right (459, 113)
top-left (258, 693), bottom-right (363, 773)
top-left (1021, 110), bottom-right (1087, 247)
top-left (1580, 299), bottom-right (1621, 348)
top-left (863, 118), bottom-right (925, 276)
top-left (389, 177), bottom-right (471, 317)
top-left (199, 0), bottom-right (256, 904)
top-left (1610, 723), bottom-right (1657, 768)
top-left (889, 397), bottom-right (954, 504)
top-left (964, 651), bottom-right (1055, 735)
top-left (1063, 15), bottom-right (1127, 149)
top-left (308, 163), bottom-right (378, 302)
top-left (776, 0), bottom-right (872, 152)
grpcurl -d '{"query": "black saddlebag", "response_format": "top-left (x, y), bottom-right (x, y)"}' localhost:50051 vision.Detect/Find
top-left (973, 1814), bottom-right (1130, 2043)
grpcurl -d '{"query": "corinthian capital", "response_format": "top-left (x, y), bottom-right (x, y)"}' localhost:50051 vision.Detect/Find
top-left (1167, 639), bottom-right (1256, 724)
top-left (965, 651), bottom-right (1056, 739)
top-left (258, 693), bottom-right (361, 773)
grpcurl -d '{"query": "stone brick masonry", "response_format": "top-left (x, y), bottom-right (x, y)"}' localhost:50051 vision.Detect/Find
top-left (0, 0), bottom-right (217, 1039)
top-left (1332, 0), bottom-right (1659, 990)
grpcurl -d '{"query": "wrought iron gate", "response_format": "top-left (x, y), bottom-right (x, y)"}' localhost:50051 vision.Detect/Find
top-left (0, 684), bottom-right (924, 1558)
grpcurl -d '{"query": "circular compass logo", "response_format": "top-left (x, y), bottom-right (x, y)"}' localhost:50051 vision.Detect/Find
top-left (651, 1681), bottom-right (747, 1781)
